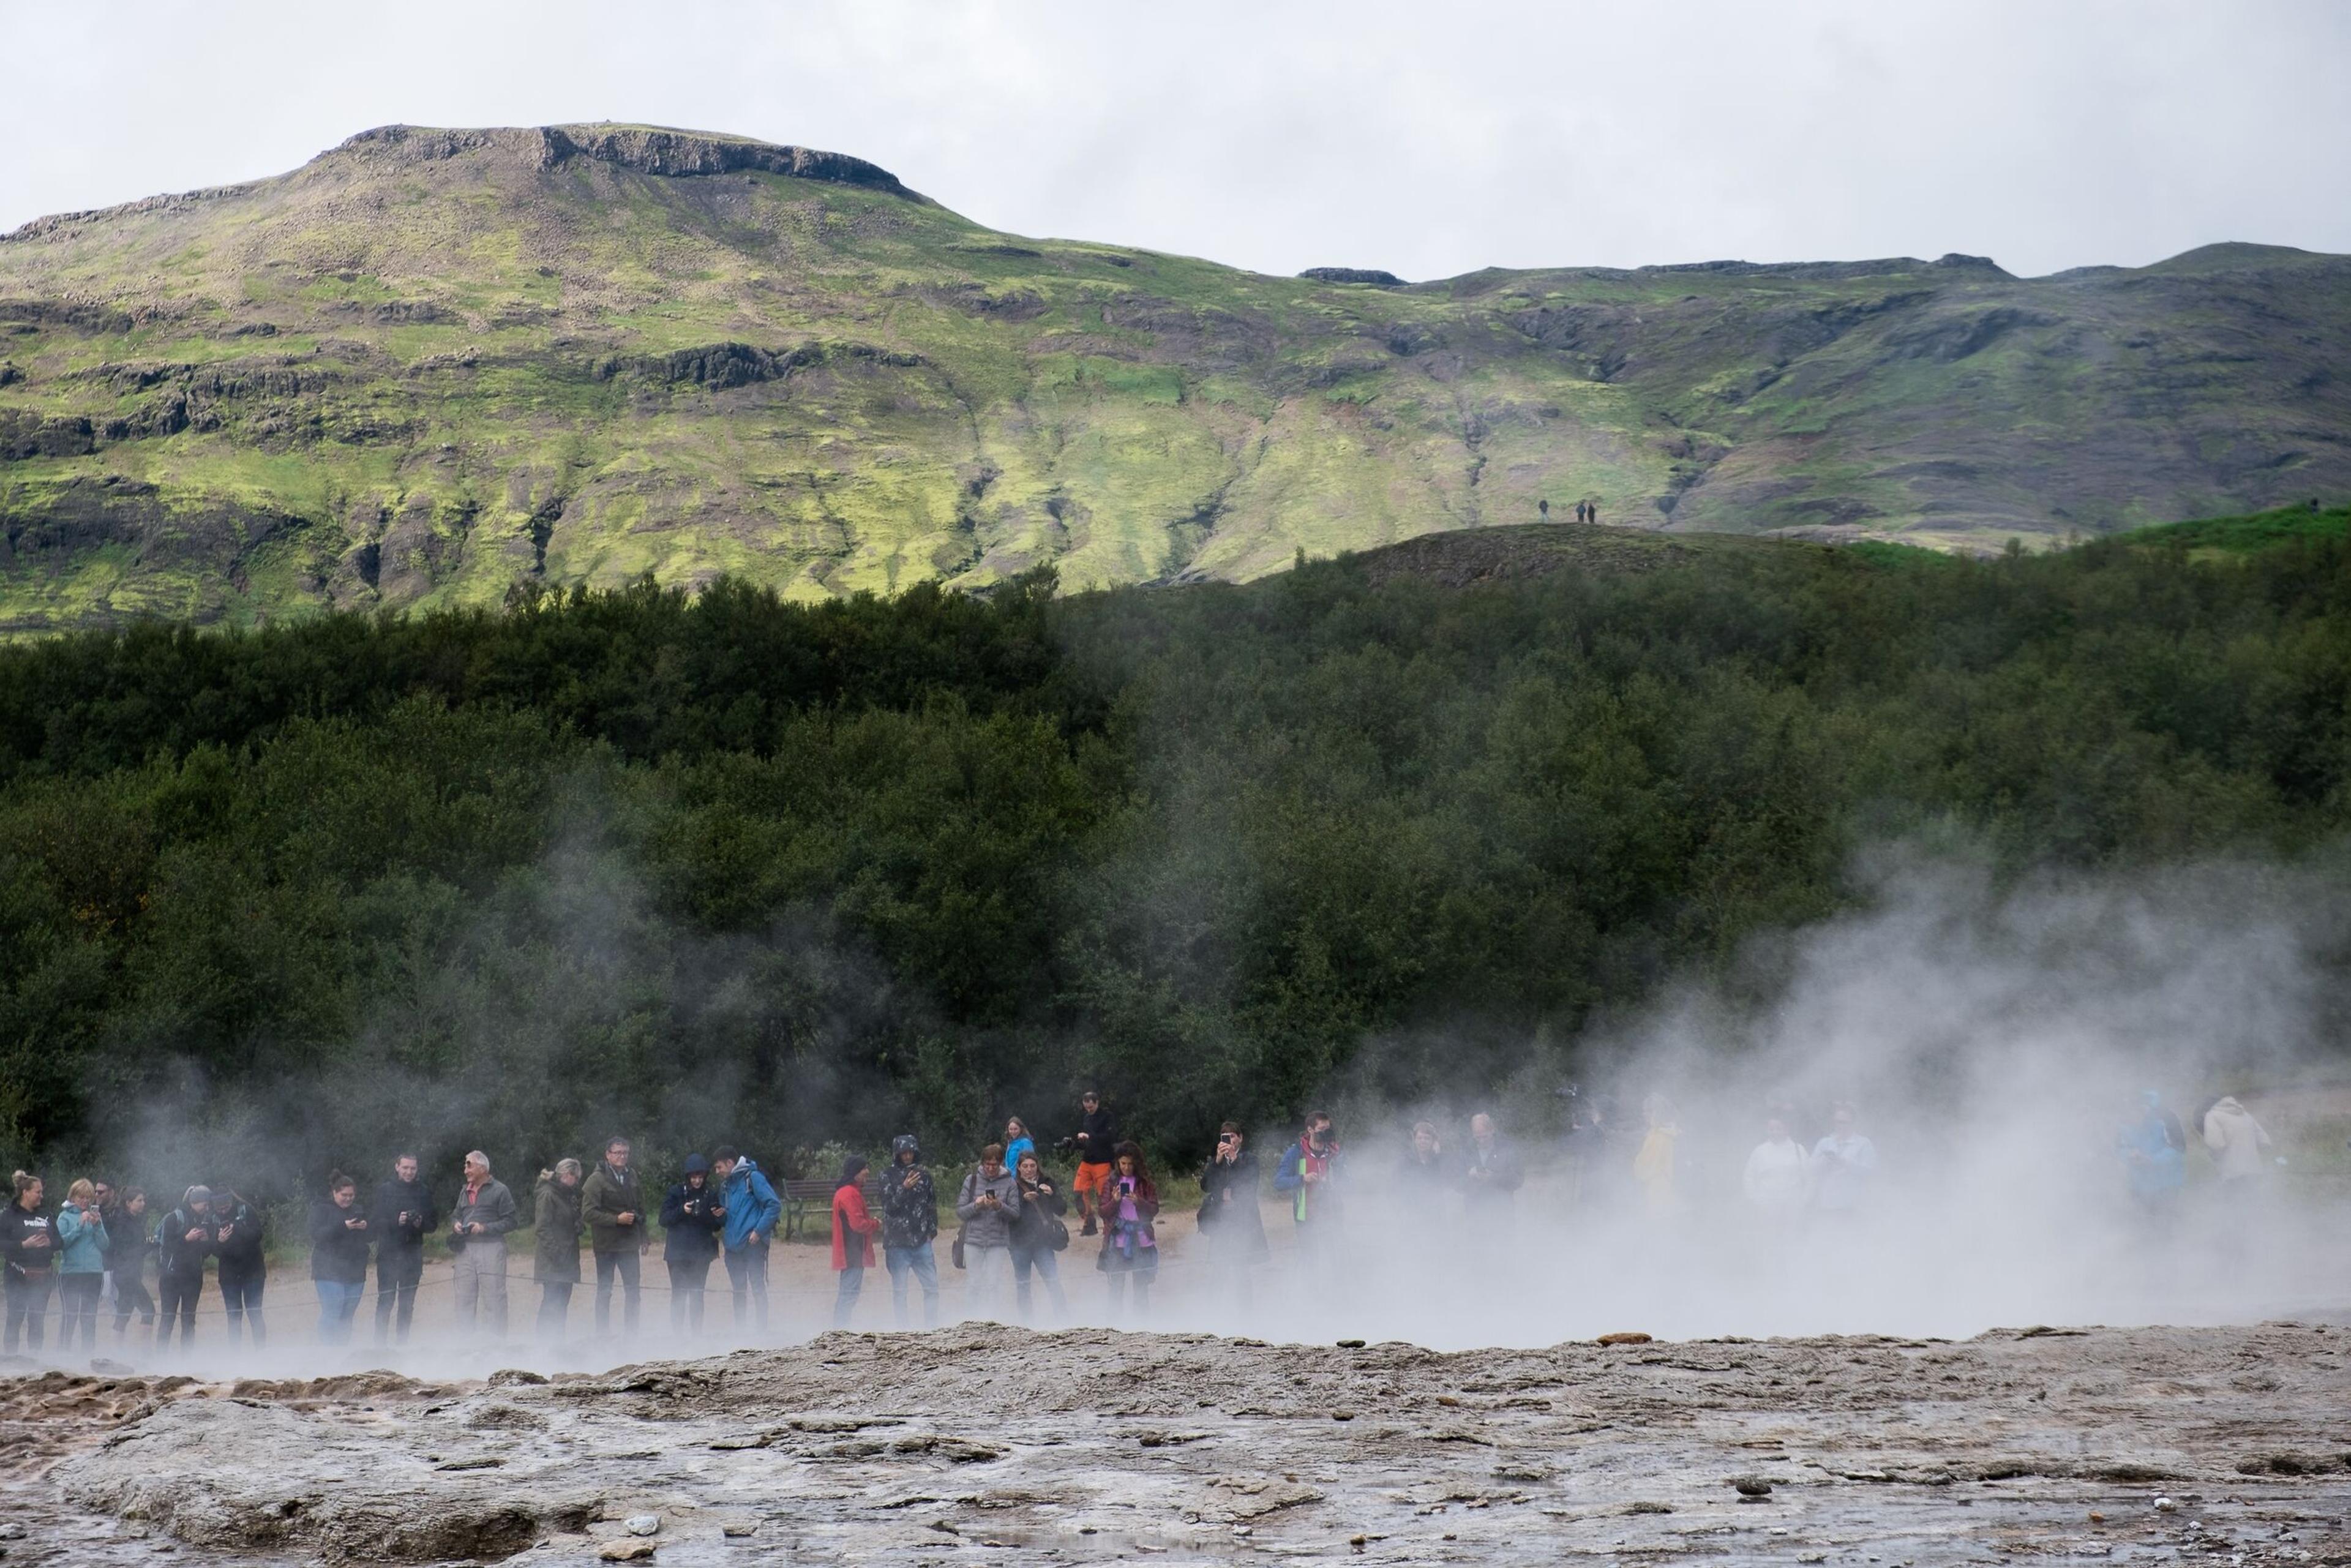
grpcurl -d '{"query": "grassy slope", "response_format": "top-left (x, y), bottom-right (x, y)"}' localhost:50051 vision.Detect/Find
top-left (0, 124), bottom-right (2346, 631)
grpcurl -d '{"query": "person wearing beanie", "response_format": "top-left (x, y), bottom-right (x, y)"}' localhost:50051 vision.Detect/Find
top-left (830, 1154), bottom-right (879, 1327)
top-left (659, 1154), bottom-right (725, 1337)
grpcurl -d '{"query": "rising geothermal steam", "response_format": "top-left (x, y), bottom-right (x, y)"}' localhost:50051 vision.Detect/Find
top-left (37, 850), bottom-right (2350, 1380)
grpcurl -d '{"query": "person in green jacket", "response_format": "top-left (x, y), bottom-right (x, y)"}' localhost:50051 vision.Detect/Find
top-left (533, 1160), bottom-right (584, 1340)
top-left (579, 1137), bottom-right (647, 1335)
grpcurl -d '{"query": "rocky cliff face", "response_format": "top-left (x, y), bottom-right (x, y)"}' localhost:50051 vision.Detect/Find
top-left (0, 124), bottom-right (2344, 631)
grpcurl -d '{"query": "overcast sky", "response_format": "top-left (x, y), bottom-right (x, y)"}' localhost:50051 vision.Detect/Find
top-left (4, 0), bottom-right (2347, 280)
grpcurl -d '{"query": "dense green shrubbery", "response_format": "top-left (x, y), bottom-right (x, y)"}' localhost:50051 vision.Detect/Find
top-left (2, 516), bottom-right (2345, 1195)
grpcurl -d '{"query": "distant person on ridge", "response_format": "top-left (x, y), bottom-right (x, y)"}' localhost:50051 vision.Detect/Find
top-left (533, 1158), bottom-right (584, 1338)
top-left (955, 1142), bottom-right (1021, 1319)
top-left (370, 1152), bottom-right (437, 1346)
top-left (1274, 1112), bottom-right (1345, 1251)
top-left (1742, 1114), bottom-right (1811, 1226)
top-left (831, 1154), bottom-right (879, 1327)
top-left (211, 1186), bottom-right (269, 1348)
top-left (1008, 1150), bottom-right (1070, 1322)
top-left (108, 1188), bottom-right (157, 1342)
top-left (309, 1172), bottom-right (372, 1345)
top-left (1809, 1102), bottom-right (1878, 1219)
top-left (153, 1186), bottom-right (216, 1349)
top-left (2, 1171), bottom-right (56, 1353)
top-left (879, 1135), bottom-right (941, 1329)
top-left (712, 1145), bottom-right (781, 1332)
top-left (2201, 1095), bottom-right (2274, 1197)
top-left (1539, 498), bottom-right (1550, 520)
top-left (54, 1179), bottom-right (108, 1351)
top-left (449, 1150), bottom-right (519, 1339)
top-left (1096, 1141), bottom-right (1161, 1317)
top-left (582, 1136), bottom-right (648, 1335)
top-left (1199, 1122), bottom-right (1269, 1307)
top-left (1070, 1090), bottom-right (1119, 1237)
top-left (1459, 1112), bottom-right (1524, 1230)
top-left (661, 1154), bottom-right (726, 1336)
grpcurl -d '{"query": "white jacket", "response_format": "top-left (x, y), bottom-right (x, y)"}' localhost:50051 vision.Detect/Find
top-left (2201, 1097), bottom-right (2272, 1180)
top-left (1742, 1138), bottom-right (1810, 1217)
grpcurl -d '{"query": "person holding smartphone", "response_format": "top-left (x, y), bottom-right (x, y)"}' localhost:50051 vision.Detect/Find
top-left (1094, 1141), bottom-right (1160, 1318)
top-left (370, 1152), bottom-right (437, 1346)
top-left (309, 1172), bottom-right (371, 1344)
top-left (1199, 1123), bottom-right (1268, 1310)
top-left (2, 1171), bottom-right (57, 1353)
top-left (954, 1143), bottom-right (1020, 1319)
top-left (878, 1135), bottom-right (940, 1329)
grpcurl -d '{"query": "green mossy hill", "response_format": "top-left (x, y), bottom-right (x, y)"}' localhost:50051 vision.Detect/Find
top-left (1, 122), bottom-right (2347, 632)
top-left (2, 516), bottom-right (2345, 1180)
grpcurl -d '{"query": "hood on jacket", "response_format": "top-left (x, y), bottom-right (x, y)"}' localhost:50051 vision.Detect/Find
top-left (839, 1154), bottom-right (870, 1187)
top-left (182, 1186), bottom-right (212, 1209)
top-left (683, 1154), bottom-right (710, 1177)
top-left (891, 1134), bottom-right (921, 1164)
top-left (2210, 1096), bottom-right (2246, 1116)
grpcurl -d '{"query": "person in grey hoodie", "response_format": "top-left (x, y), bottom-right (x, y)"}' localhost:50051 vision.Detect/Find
top-left (954, 1143), bottom-right (1021, 1321)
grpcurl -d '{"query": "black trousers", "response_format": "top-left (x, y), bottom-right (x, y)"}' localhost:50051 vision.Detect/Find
top-left (374, 1245), bottom-right (424, 1342)
top-left (157, 1271), bottom-right (203, 1346)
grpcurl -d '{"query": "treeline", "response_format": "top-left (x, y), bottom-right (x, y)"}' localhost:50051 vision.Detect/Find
top-left (2, 512), bottom-right (2345, 1195)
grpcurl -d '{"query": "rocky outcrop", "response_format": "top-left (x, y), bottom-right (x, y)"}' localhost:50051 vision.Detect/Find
top-left (1300, 267), bottom-right (1406, 287)
top-left (331, 123), bottom-right (924, 201)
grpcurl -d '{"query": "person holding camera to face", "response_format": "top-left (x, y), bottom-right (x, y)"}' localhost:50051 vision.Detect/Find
top-left (660, 1154), bottom-right (726, 1337)
top-left (880, 1135), bottom-right (941, 1329)
top-left (1199, 1123), bottom-right (1269, 1308)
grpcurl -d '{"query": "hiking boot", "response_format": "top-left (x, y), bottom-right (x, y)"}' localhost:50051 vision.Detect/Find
top-left (1081, 1218), bottom-right (1098, 1237)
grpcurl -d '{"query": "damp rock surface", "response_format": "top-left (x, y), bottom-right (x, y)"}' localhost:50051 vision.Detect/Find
top-left (12, 1321), bottom-right (2351, 1564)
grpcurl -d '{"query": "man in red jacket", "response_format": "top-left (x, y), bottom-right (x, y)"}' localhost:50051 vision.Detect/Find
top-left (831, 1154), bottom-right (879, 1327)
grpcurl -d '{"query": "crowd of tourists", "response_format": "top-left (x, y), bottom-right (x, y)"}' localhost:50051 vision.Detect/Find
top-left (0, 1082), bottom-right (2282, 1356)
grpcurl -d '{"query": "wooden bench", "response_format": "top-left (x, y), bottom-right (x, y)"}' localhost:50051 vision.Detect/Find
top-left (779, 1175), bottom-right (882, 1242)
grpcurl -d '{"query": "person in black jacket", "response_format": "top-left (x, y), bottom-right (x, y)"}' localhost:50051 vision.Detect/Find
top-left (211, 1188), bottom-right (268, 1348)
top-left (658, 1155), bottom-right (724, 1336)
top-left (1070, 1090), bottom-right (1119, 1237)
top-left (154, 1187), bottom-right (216, 1349)
top-left (1200, 1123), bottom-right (1270, 1308)
top-left (108, 1188), bottom-right (157, 1341)
top-left (2, 1171), bottom-right (56, 1353)
top-left (1008, 1151), bottom-right (1068, 1322)
top-left (879, 1135), bottom-right (940, 1329)
top-left (370, 1152), bottom-right (437, 1346)
top-left (309, 1172), bottom-right (371, 1345)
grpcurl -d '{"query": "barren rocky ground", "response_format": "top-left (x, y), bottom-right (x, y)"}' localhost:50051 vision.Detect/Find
top-left (4, 1321), bottom-right (2349, 1567)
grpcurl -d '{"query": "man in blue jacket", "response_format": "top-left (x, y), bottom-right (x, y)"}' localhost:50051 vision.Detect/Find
top-left (711, 1145), bottom-right (780, 1332)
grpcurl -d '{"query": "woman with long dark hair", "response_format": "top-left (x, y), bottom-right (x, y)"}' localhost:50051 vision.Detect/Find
top-left (1095, 1141), bottom-right (1159, 1318)
top-left (1008, 1150), bottom-right (1068, 1322)
top-left (309, 1172), bottom-right (372, 1344)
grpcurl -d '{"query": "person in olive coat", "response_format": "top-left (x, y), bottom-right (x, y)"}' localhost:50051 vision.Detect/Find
top-left (533, 1160), bottom-right (584, 1340)
top-left (659, 1155), bottom-right (725, 1336)
top-left (580, 1137), bottom-right (647, 1335)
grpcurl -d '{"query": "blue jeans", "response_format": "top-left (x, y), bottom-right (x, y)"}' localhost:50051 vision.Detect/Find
top-left (315, 1279), bottom-right (364, 1343)
top-left (884, 1244), bottom-right (939, 1328)
top-left (834, 1263), bottom-right (864, 1326)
